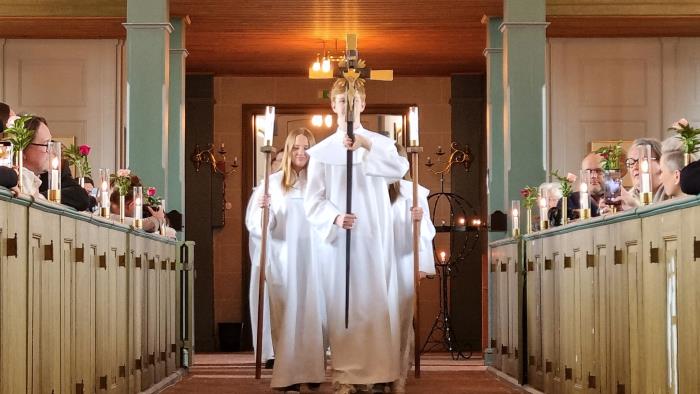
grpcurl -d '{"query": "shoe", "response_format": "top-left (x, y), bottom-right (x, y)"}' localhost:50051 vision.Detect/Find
top-left (333, 383), bottom-right (357, 394)
top-left (279, 384), bottom-right (300, 394)
top-left (307, 382), bottom-right (322, 392)
top-left (265, 358), bottom-right (275, 369)
top-left (391, 377), bottom-right (406, 393)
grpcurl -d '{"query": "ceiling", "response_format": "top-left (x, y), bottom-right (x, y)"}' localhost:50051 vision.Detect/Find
top-left (1, 1), bottom-right (700, 76)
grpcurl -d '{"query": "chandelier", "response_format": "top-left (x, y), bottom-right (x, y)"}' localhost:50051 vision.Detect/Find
top-left (309, 39), bottom-right (344, 79)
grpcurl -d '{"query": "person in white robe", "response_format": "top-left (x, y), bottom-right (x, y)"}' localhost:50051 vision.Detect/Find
top-left (245, 190), bottom-right (274, 367)
top-left (249, 128), bottom-right (326, 393)
top-left (304, 79), bottom-right (409, 394)
top-left (388, 144), bottom-right (436, 393)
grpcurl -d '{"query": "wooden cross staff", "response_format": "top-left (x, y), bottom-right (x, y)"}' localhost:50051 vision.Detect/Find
top-left (311, 33), bottom-right (393, 329)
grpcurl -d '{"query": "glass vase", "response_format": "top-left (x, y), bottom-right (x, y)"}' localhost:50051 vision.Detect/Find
top-left (603, 169), bottom-right (622, 210)
top-left (561, 196), bottom-right (568, 225)
top-left (526, 207), bottom-right (532, 235)
top-left (13, 151), bottom-right (23, 193)
top-left (119, 195), bottom-right (125, 223)
top-left (685, 152), bottom-right (693, 167)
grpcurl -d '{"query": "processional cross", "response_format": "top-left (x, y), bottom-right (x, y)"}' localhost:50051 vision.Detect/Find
top-left (311, 34), bottom-right (393, 329)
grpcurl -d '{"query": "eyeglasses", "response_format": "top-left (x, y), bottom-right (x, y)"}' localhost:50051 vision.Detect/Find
top-left (625, 157), bottom-right (657, 169)
top-left (29, 142), bottom-right (50, 153)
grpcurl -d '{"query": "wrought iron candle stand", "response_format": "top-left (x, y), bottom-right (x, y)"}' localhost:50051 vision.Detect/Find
top-left (421, 143), bottom-right (479, 360)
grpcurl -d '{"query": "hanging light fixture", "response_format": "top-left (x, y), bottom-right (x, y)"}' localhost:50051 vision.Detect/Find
top-left (324, 114), bottom-right (333, 128)
top-left (312, 53), bottom-right (321, 72)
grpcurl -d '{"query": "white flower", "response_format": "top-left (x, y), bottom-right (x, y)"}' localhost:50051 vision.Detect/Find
top-left (566, 173), bottom-right (577, 183)
top-left (5, 115), bottom-right (19, 128)
top-left (117, 169), bottom-right (131, 177)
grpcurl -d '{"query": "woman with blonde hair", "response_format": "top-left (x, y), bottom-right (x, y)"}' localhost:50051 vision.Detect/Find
top-left (246, 127), bottom-right (326, 393)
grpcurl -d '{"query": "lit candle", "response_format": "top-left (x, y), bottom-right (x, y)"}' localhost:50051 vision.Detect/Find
top-left (47, 141), bottom-right (61, 203)
top-left (134, 188), bottom-right (143, 220)
top-left (264, 106), bottom-right (275, 146)
top-left (539, 196), bottom-right (549, 230)
top-left (50, 157), bottom-right (59, 188)
top-left (100, 169), bottom-right (111, 218)
top-left (641, 159), bottom-right (651, 194)
top-left (440, 251), bottom-right (447, 263)
top-left (324, 114), bottom-right (333, 128)
top-left (458, 217), bottom-right (465, 226)
top-left (408, 106), bottom-right (419, 146)
top-left (580, 181), bottom-right (590, 211)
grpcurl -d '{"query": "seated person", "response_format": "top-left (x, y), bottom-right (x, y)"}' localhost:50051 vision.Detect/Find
top-left (603, 138), bottom-right (664, 212)
top-left (0, 166), bottom-right (19, 191)
top-left (0, 102), bottom-right (15, 133)
top-left (550, 152), bottom-right (604, 226)
top-left (659, 150), bottom-right (687, 199)
top-left (109, 175), bottom-right (167, 233)
top-left (680, 160), bottom-right (700, 195)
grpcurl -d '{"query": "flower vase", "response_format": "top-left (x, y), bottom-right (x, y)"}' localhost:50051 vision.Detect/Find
top-left (603, 170), bottom-right (622, 211)
top-left (13, 151), bottom-right (23, 193)
top-left (78, 177), bottom-right (85, 188)
top-left (561, 197), bottom-right (568, 225)
top-left (685, 152), bottom-right (693, 167)
top-left (526, 208), bottom-right (533, 234)
top-left (119, 195), bottom-right (125, 223)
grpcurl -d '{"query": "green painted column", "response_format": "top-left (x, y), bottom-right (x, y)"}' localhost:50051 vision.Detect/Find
top-left (483, 16), bottom-right (505, 243)
top-left (482, 16), bottom-right (503, 367)
top-left (168, 17), bottom-right (188, 237)
top-left (124, 0), bottom-right (170, 195)
top-left (502, 0), bottom-right (548, 234)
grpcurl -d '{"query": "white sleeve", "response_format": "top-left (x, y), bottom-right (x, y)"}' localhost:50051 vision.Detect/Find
top-left (304, 159), bottom-right (342, 243)
top-left (361, 137), bottom-right (409, 180)
top-left (244, 185), bottom-right (277, 237)
top-left (418, 193), bottom-right (436, 275)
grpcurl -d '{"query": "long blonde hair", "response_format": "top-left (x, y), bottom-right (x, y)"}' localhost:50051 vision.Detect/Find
top-left (281, 128), bottom-right (316, 192)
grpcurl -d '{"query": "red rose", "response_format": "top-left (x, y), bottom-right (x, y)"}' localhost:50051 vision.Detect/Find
top-left (78, 144), bottom-right (91, 156)
top-left (147, 187), bottom-right (157, 197)
top-left (520, 188), bottom-right (530, 198)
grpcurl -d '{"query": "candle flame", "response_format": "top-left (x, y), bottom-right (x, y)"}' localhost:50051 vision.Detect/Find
top-left (580, 182), bottom-right (588, 193)
top-left (512, 208), bottom-right (519, 216)
top-left (135, 197), bottom-right (142, 205)
top-left (51, 157), bottom-right (59, 169)
top-left (641, 159), bottom-right (649, 173)
top-left (539, 197), bottom-right (547, 208)
top-left (439, 251), bottom-right (446, 262)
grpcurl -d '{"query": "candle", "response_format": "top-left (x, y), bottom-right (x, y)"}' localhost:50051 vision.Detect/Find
top-left (50, 157), bottom-right (59, 188)
top-left (264, 106), bottom-right (275, 146)
top-left (539, 196), bottom-right (549, 230)
top-left (134, 186), bottom-right (143, 220)
top-left (408, 106), bottom-right (419, 146)
top-left (511, 200), bottom-right (520, 237)
top-left (47, 141), bottom-right (61, 202)
top-left (580, 181), bottom-right (590, 211)
top-left (512, 209), bottom-right (519, 229)
top-left (458, 217), bottom-right (465, 226)
top-left (641, 159), bottom-right (651, 193)
top-left (439, 251), bottom-right (446, 263)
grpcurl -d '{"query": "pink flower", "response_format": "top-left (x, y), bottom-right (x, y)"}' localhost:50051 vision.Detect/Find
top-left (78, 144), bottom-right (91, 156)
top-left (147, 187), bottom-right (157, 197)
top-left (672, 118), bottom-right (689, 130)
top-left (566, 172), bottom-right (577, 183)
top-left (117, 169), bottom-right (131, 177)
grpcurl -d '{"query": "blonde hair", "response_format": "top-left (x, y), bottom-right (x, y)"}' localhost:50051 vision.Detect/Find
top-left (281, 128), bottom-right (316, 192)
top-left (330, 78), bottom-right (366, 102)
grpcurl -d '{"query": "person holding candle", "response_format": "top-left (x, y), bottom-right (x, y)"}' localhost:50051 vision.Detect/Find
top-left (247, 128), bottom-right (326, 393)
top-left (551, 153), bottom-right (604, 226)
top-left (304, 79), bottom-right (408, 394)
top-left (108, 175), bottom-right (166, 233)
top-left (387, 143), bottom-right (436, 393)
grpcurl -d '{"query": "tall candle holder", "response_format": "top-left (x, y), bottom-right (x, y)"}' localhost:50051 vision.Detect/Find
top-left (511, 200), bottom-right (520, 237)
top-left (47, 141), bottom-right (61, 203)
top-left (639, 145), bottom-right (653, 206)
top-left (133, 187), bottom-right (143, 229)
top-left (99, 169), bottom-right (111, 218)
top-left (539, 191), bottom-right (549, 230)
top-left (579, 170), bottom-right (591, 219)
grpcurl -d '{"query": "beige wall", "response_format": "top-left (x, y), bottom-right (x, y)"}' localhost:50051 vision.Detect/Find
top-left (212, 76), bottom-right (452, 341)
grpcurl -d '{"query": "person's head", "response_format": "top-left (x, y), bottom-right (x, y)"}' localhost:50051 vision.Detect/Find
top-left (540, 182), bottom-right (562, 209)
top-left (660, 151), bottom-right (686, 198)
top-left (627, 138), bottom-right (662, 192)
top-left (109, 175), bottom-right (143, 216)
top-left (281, 128), bottom-right (315, 192)
top-left (23, 116), bottom-right (52, 174)
top-left (0, 102), bottom-right (14, 132)
top-left (330, 78), bottom-right (366, 126)
top-left (270, 149), bottom-right (284, 173)
top-left (581, 152), bottom-right (604, 196)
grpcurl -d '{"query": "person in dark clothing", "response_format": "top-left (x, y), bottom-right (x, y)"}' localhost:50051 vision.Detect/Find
top-left (0, 102), bottom-right (14, 132)
top-left (680, 160), bottom-right (700, 195)
top-left (39, 164), bottom-right (91, 211)
top-left (550, 152), bottom-right (605, 226)
top-left (0, 166), bottom-right (18, 189)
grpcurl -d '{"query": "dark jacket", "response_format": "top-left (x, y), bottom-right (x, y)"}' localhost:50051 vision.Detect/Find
top-left (39, 166), bottom-right (91, 211)
top-left (549, 191), bottom-right (601, 227)
top-left (0, 166), bottom-right (18, 189)
top-left (680, 160), bottom-right (700, 195)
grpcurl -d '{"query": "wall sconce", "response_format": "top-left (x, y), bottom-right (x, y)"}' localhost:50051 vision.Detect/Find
top-left (311, 114), bottom-right (333, 128)
top-left (190, 143), bottom-right (239, 175)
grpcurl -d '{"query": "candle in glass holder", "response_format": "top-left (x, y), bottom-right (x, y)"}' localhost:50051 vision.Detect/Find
top-left (511, 200), bottom-right (520, 237)
top-left (133, 186), bottom-right (143, 229)
top-left (408, 106), bottom-right (419, 146)
top-left (639, 145), bottom-right (653, 205)
top-left (47, 141), bottom-right (61, 203)
top-left (100, 169), bottom-right (111, 218)
top-left (539, 196), bottom-right (549, 230)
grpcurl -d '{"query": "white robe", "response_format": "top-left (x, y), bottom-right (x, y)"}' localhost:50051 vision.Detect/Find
top-left (248, 171), bottom-right (326, 388)
top-left (245, 186), bottom-right (274, 363)
top-left (391, 180), bottom-right (436, 379)
top-left (304, 127), bottom-right (409, 384)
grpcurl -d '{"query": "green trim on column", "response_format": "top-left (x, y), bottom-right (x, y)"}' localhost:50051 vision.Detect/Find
top-left (125, 0), bottom-right (170, 201)
top-left (502, 0), bottom-right (548, 234)
top-left (484, 16), bottom-right (505, 243)
top-left (168, 17), bottom-right (188, 240)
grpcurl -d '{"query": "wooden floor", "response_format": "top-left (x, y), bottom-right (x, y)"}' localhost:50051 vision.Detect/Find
top-left (162, 353), bottom-right (525, 393)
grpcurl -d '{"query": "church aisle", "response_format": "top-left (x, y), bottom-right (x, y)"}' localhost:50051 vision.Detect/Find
top-left (162, 353), bottom-right (525, 393)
